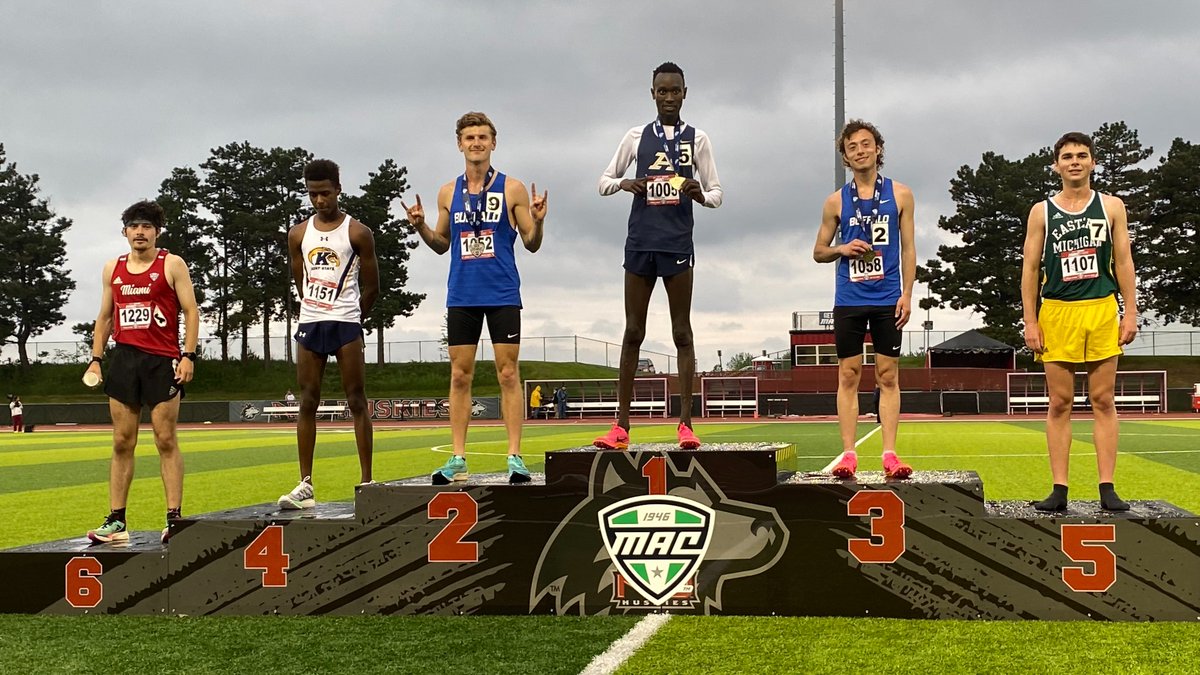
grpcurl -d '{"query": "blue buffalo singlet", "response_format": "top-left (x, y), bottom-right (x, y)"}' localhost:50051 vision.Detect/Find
top-left (834, 176), bottom-right (902, 306)
top-left (447, 171), bottom-right (521, 307)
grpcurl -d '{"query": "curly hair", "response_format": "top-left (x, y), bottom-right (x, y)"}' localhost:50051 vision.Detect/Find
top-left (838, 119), bottom-right (885, 169)
top-left (303, 159), bottom-right (341, 187)
top-left (121, 200), bottom-right (165, 229)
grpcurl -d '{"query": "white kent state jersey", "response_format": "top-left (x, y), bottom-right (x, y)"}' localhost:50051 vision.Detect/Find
top-left (298, 215), bottom-right (361, 324)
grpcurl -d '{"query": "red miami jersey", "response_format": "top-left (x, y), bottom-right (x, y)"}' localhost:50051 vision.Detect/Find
top-left (110, 249), bottom-right (181, 358)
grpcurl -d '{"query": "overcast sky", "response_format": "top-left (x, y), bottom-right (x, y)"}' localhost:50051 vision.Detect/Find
top-left (3, 1), bottom-right (1197, 366)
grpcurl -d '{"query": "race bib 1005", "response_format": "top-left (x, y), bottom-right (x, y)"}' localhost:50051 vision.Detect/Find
top-left (646, 175), bottom-right (680, 206)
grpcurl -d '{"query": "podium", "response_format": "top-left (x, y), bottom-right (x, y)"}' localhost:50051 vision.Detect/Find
top-left (3, 443), bottom-right (1197, 620)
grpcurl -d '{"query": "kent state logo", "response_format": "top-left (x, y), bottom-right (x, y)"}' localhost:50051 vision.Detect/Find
top-left (307, 247), bottom-right (340, 268)
top-left (598, 495), bottom-right (714, 606)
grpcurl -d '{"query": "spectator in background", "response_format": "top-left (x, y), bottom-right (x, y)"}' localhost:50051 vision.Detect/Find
top-left (8, 394), bottom-right (23, 433)
top-left (284, 389), bottom-right (298, 421)
top-left (529, 385), bottom-right (543, 420)
top-left (556, 385), bottom-right (569, 419)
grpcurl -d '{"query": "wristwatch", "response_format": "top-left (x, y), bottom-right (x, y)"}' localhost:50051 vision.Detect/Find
top-left (180, 352), bottom-right (198, 362)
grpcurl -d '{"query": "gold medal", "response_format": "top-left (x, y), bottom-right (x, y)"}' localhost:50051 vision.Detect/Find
top-left (668, 175), bottom-right (687, 191)
top-left (862, 248), bottom-right (876, 263)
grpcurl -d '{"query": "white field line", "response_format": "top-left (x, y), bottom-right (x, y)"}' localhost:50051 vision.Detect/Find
top-left (579, 613), bottom-right (671, 675)
top-left (820, 424), bottom-right (882, 472)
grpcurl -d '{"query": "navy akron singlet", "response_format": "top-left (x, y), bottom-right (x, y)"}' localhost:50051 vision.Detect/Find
top-left (627, 122), bottom-right (697, 255)
top-left (447, 171), bottom-right (521, 307)
top-left (834, 177), bottom-right (902, 307)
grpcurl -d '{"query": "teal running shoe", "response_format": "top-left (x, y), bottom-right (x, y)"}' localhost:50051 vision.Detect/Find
top-left (507, 454), bottom-right (531, 484)
top-left (432, 455), bottom-right (468, 485)
top-left (87, 514), bottom-right (129, 544)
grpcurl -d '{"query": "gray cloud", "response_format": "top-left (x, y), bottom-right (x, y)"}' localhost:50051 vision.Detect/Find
top-left (2, 1), bottom-right (1196, 364)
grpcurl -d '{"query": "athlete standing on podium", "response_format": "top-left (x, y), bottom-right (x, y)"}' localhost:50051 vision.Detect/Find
top-left (84, 200), bottom-right (200, 544)
top-left (278, 159), bottom-right (380, 509)
top-left (594, 61), bottom-right (723, 451)
top-left (405, 112), bottom-right (548, 485)
top-left (1021, 131), bottom-right (1138, 512)
top-left (813, 120), bottom-right (915, 480)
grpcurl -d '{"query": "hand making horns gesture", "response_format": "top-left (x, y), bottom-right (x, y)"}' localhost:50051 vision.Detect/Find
top-left (400, 194), bottom-right (425, 227)
top-left (530, 183), bottom-right (548, 222)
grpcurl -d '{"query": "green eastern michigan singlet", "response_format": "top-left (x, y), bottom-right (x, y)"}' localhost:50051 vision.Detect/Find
top-left (1039, 191), bottom-right (1118, 301)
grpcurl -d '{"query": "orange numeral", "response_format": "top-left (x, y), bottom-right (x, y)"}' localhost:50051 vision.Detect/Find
top-left (244, 525), bottom-right (289, 587)
top-left (847, 490), bottom-right (906, 564)
top-left (642, 456), bottom-right (667, 495)
top-left (65, 556), bottom-right (103, 608)
top-left (1061, 523), bottom-right (1117, 593)
top-left (428, 492), bottom-right (479, 563)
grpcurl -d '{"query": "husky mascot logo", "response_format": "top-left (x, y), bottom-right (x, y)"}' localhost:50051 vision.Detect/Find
top-left (598, 495), bottom-right (714, 605)
top-left (530, 450), bottom-right (789, 614)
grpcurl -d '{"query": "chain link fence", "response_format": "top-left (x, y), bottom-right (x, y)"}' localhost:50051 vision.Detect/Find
top-left (5, 330), bottom-right (1197, 368)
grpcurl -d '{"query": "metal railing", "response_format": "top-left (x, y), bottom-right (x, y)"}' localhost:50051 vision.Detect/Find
top-left (6, 329), bottom-right (1198, 368)
top-left (2, 335), bottom-right (679, 372)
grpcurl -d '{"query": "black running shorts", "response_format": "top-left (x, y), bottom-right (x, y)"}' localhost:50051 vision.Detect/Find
top-left (833, 305), bottom-right (903, 360)
top-left (624, 250), bottom-right (694, 278)
top-left (104, 343), bottom-right (185, 407)
top-left (447, 306), bottom-right (521, 346)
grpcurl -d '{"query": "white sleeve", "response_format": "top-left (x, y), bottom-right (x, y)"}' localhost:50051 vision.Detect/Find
top-left (691, 129), bottom-right (723, 209)
top-left (598, 127), bottom-right (643, 196)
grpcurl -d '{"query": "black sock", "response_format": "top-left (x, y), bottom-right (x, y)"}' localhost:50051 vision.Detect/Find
top-left (1034, 484), bottom-right (1068, 511)
top-left (166, 508), bottom-right (181, 521)
top-left (1099, 483), bottom-right (1130, 511)
top-left (110, 507), bottom-right (127, 523)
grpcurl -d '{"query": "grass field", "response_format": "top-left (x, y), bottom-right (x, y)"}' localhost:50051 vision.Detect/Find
top-left (0, 418), bottom-right (1197, 673)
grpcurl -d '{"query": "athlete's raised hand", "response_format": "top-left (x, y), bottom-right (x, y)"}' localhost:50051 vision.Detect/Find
top-left (619, 177), bottom-right (647, 195)
top-left (530, 183), bottom-right (548, 223)
top-left (401, 194), bottom-right (425, 228)
top-left (840, 239), bottom-right (872, 258)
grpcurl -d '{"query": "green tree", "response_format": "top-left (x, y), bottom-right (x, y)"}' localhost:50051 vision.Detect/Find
top-left (0, 144), bottom-right (76, 366)
top-left (919, 122), bottom-right (1154, 348)
top-left (725, 351), bottom-right (754, 371)
top-left (1138, 138), bottom-right (1200, 325)
top-left (1089, 122), bottom-right (1155, 316)
top-left (918, 149), bottom-right (1056, 347)
top-left (200, 142), bottom-right (311, 362)
top-left (1091, 121), bottom-right (1153, 223)
top-left (71, 322), bottom-right (95, 355)
top-left (341, 159), bottom-right (426, 364)
top-left (157, 167), bottom-right (215, 308)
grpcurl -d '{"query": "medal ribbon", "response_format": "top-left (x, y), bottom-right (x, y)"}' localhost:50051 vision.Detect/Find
top-left (461, 166), bottom-right (496, 237)
top-left (651, 118), bottom-right (687, 173)
top-left (846, 175), bottom-right (885, 248)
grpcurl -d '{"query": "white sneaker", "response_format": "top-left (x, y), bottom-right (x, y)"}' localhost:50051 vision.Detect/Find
top-left (278, 476), bottom-right (315, 509)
